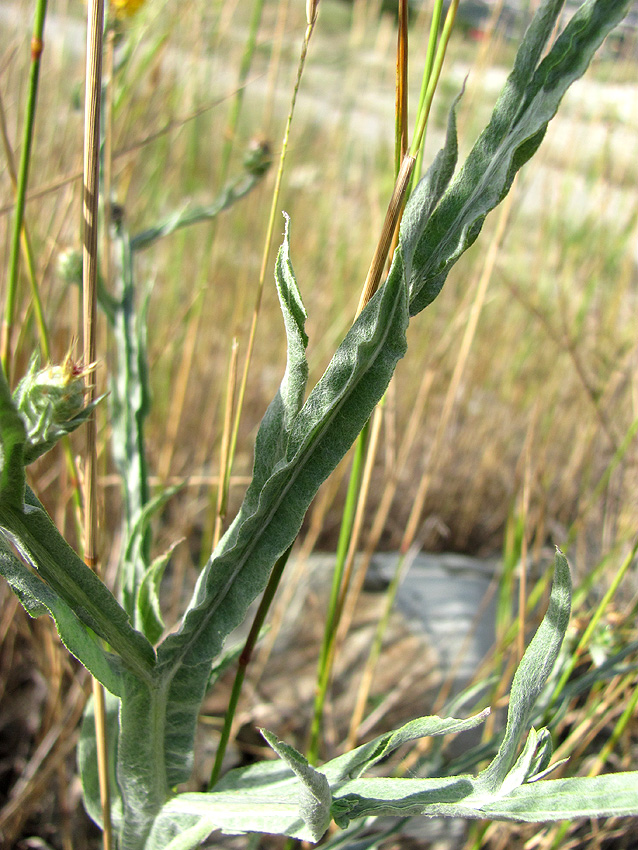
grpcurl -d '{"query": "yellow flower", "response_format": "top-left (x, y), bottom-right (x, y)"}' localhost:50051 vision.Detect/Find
top-left (110, 0), bottom-right (146, 19)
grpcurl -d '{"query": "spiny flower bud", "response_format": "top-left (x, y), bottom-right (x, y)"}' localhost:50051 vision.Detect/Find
top-left (13, 352), bottom-right (98, 464)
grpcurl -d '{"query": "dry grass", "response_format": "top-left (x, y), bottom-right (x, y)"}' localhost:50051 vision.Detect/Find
top-left (1, 0), bottom-right (637, 846)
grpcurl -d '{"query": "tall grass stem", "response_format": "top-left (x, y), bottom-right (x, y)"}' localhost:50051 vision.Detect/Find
top-left (82, 1), bottom-right (111, 847)
top-left (227, 14), bottom-right (319, 488)
top-left (2, 0), bottom-right (49, 379)
top-left (413, 0), bottom-right (444, 182)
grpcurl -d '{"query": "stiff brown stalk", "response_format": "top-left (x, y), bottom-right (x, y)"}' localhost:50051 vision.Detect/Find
top-left (82, 1), bottom-right (111, 848)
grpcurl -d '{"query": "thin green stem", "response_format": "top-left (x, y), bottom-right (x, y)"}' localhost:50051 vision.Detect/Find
top-left (83, 1), bottom-right (110, 847)
top-left (225, 12), bottom-right (319, 526)
top-left (208, 544), bottom-right (294, 789)
top-left (307, 419), bottom-right (369, 765)
top-left (219, 0), bottom-right (265, 180)
top-left (2, 0), bottom-right (49, 379)
top-left (0, 90), bottom-right (50, 361)
top-left (413, 0), bottom-right (445, 183)
top-left (550, 536), bottom-right (638, 708)
top-left (408, 0), bottom-right (459, 160)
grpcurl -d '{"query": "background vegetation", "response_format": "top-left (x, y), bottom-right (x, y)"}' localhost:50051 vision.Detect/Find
top-left (0, 0), bottom-right (636, 847)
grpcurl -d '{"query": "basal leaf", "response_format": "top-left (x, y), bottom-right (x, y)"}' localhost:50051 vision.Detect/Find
top-left (330, 771), bottom-right (638, 827)
top-left (146, 760), bottom-right (319, 849)
top-left (477, 772), bottom-right (638, 821)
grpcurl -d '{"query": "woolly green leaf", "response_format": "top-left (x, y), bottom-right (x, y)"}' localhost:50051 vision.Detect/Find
top-left (476, 772), bottom-right (638, 821)
top-left (145, 784), bottom-right (312, 849)
top-left (124, 483), bottom-right (183, 634)
top-left (404, 0), bottom-right (633, 317)
top-left (0, 538), bottom-right (123, 695)
top-left (146, 755), bottom-right (326, 848)
top-left (262, 729), bottom-right (332, 840)
top-left (155, 230), bottom-right (408, 787)
top-left (130, 171), bottom-right (265, 252)
top-left (136, 539), bottom-right (181, 644)
top-left (321, 710), bottom-right (490, 784)
top-left (0, 487), bottom-right (155, 684)
top-left (330, 771), bottom-right (638, 826)
top-left (116, 674), bottom-right (169, 850)
top-left (477, 550), bottom-right (571, 793)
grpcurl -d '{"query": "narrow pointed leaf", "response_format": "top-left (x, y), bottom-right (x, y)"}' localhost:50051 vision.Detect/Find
top-left (478, 550), bottom-right (571, 793)
top-left (0, 487), bottom-right (156, 682)
top-left (156, 248), bottom-right (409, 786)
top-left (405, 0), bottom-right (633, 317)
top-left (0, 539), bottom-right (123, 695)
top-left (136, 539), bottom-right (181, 644)
top-left (322, 710), bottom-right (490, 783)
top-left (262, 729), bottom-right (331, 840)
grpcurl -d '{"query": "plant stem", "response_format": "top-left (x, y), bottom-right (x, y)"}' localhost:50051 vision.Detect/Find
top-left (413, 0), bottom-right (444, 184)
top-left (0, 92), bottom-right (50, 361)
top-left (409, 0), bottom-right (459, 160)
top-left (2, 0), bottom-right (48, 379)
top-left (306, 418), bottom-right (370, 763)
top-left (213, 338), bottom-right (239, 548)
top-left (550, 536), bottom-right (638, 707)
top-left (219, 0), bottom-right (265, 179)
top-left (208, 544), bottom-right (294, 789)
top-left (83, 1), bottom-right (111, 847)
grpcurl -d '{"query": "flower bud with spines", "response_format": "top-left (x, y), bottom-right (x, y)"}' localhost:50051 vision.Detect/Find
top-left (13, 352), bottom-right (100, 464)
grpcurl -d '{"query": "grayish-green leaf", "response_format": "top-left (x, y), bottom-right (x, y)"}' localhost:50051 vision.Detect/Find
top-left (0, 538), bottom-right (123, 695)
top-left (477, 772), bottom-right (638, 821)
top-left (322, 710), bottom-right (490, 784)
top-left (0, 488), bottom-right (155, 685)
top-left (330, 770), bottom-right (638, 826)
top-left (146, 762), bottom-right (318, 848)
top-left (156, 232), bottom-right (409, 787)
top-left (116, 674), bottom-right (168, 850)
top-left (404, 0), bottom-right (633, 317)
top-left (137, 539), bottom-right (181, 644)
top-left (130, 172), bottom-right (264, 252)
top-left (262, 729), bottom-right (332, 841)
top-left (124, 483), bottom-right (183, 636)
top-left (478, 550), bottom-right (571, 793)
